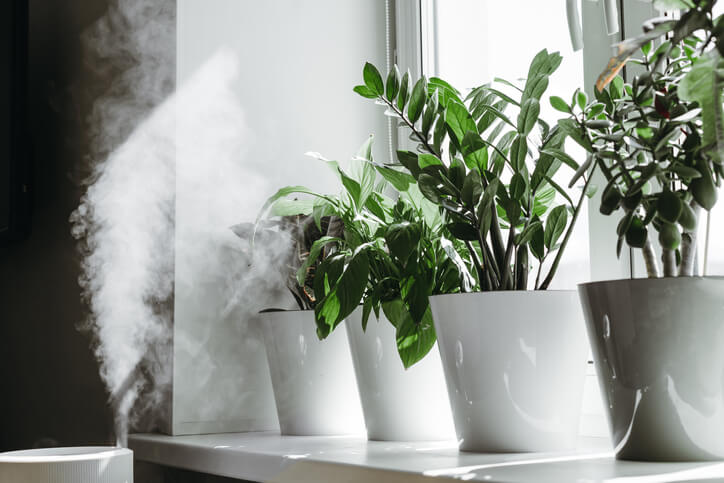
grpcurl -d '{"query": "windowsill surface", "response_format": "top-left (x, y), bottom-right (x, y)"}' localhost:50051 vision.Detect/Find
top-left (128, 432), bottom-right (724, 482)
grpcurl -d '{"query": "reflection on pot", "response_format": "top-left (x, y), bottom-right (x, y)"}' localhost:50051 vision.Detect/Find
top-left (579, 276), bottom-right (724, 461)
top-left (430, 291), bottom-right (588, 453)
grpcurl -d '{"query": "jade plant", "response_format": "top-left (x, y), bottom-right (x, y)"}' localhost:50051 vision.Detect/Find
top-left (558, 0), bottom-right (722, 277)
top-left (355, 50), bottom-right (593, 291)
top-left (255, 138), bottom-right (463, 367)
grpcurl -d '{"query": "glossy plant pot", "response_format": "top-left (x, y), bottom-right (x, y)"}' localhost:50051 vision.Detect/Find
top-left (346, 307), bottom-right (455, 441)
top-left (430, 291), bottom-right (588, 452)
top-left (259, 310), bottom-right (365, 436)
top-left (579, 277), bottom-right (724, 461)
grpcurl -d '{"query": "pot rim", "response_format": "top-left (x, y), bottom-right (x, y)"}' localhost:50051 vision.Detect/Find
top-left (429, 289), bottom-right (577, 302)
top-left (578, 275), bottom-right (724, 289)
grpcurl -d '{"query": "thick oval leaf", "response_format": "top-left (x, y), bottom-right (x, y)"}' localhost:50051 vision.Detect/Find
top-left (445, 101), bottom-right (477, 144)
top-left (658, 222), bottom-right (681, 250)
top-left (657, 189), bottom-right (683, 224)
top-left (363, 62), bottom-right (384, 96)
top-left (625, 216), bottom-right (648, 248)
top-left (518, 98), bottom-right (540, 135)
top-left (386, 65), bottom-right (400, 101)
top-left (550, 96), bottom-right (571, 113)
top-left (510, 135), bottom-right (528, 172)
top-left (446, 222), bottom-right (479, 241)
top-left (509, 173), bottom-right (527, 201)
top-left (354, 85), bottom-right (378, 99)
top-left (397, 70), bottom-right (411, 111)
top-left (407, 77), bottom-right (428, 123)
top-left (544, 205), bottom-right (568, 249)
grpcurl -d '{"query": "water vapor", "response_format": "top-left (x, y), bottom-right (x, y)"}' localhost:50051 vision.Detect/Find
top-left (71, 0), bottom-right (290, 445)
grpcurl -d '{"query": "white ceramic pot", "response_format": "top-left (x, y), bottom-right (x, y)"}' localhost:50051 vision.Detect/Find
top-left (0, 447), bottom-right (133, 483)
top-left (346, 307), bottom-right (455, 441)
top-left (259, 310), bottom-right (365, 436)
top-left (579, 277), bottom-right (724, 461)
top-left (430, 291), bottom-right (588, 452)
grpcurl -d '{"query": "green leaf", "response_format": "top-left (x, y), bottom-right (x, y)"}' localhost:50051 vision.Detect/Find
top-left (315, 247), bottom-right (370, 333)
top-left (550, 96), bottom-right (571, 113)
top-left (522, 74), bottom-right (549, 103)
top-left (363, 62), bottom-right (384, 96)
top-left (407, 77), bottom-right (428, 123)
top-left (386, 65), bottom-right (400, 101)
top-left (382, 300), bottom-right (436, 369)
top-left (509, 173), bottom-right (527, 201)
top-left (679, 52), bottom-right (723, 163)
top-left (396, 150), bottom-right (421, 177)
top-left (544, 205), bottom-right (568, 249)
top-left (678, 202), bottom-right (697, 231)
top-left (417, 173), bottom-right (442, 203)
top-left (398, 70), bottom-right (411, 111)
top-left (576, 90), bottom-right (588, 111)
top-left (510, 135), bottom-right (528, 172)
top-left (385, 222), bottom-right (421, 264)
top-left (353, 85), bottom-right (378, 99)
top-left (518, 98), bottom-right (540, 135)
top-left (418, 153), bottom-right (444, 169)
top-left (540, 148), bottom-right (580, 171)
top-left (338, 167), bottom-right (362, 208)
top-left (445, 101), bottom-right (477, 144)
top-left (657, 189), bottom-right (683, 224)
top-left (461, 131), bottom-right (489, 172)
top-left (269, 197), bottom-right (315, 216)
top-left (530, 220), bottom-right (545, 260)
top-left (516, 220), bottom-right (543, 245)
top-left (446, 222), bottom-right (479, 241)
top-left (374, 165), bottom-right (415, 191)
top-left (658, 222), bottom-right (681, 250)
top-left (625, 216), bottom-right (647, 248)
top-left (461, 170), bottom-right (483, 208)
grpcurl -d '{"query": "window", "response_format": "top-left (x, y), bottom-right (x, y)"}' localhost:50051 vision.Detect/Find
top-left (420, 0), bottom-right (589, 289)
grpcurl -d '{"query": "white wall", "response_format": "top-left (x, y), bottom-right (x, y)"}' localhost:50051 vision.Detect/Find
top-left (170, 0), bottom-right (390, 434)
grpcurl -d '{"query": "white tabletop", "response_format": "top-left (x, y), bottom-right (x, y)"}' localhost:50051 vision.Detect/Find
top-left (128, 432), bottom-right (724, 482)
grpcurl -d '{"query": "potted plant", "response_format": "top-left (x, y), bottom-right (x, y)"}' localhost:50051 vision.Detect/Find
top-left (232, 211), bottom-right (364, 436)
top-left (260, 138), bottom-right (457, 441)
top-left (355, 51), bottom-right (592, 452)
top-left (565, 0), bottom-right (724, 461)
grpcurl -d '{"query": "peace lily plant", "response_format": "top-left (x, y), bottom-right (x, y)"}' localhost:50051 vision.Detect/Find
top-left (572, 0), bottom-right (724, 461)
top-left (255, 138), bottom-right (462, 368)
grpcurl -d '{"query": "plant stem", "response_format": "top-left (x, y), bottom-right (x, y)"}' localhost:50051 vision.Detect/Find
top-left (642, 239), bottom-right (661, 278)
top-left (464, 240), bottom-right (486, 288)
top-left (381, 98), bottom-right (440, 158)
top-left (538, 172), bottom-right (594, 290)
top-left (679, 200), bottom-right (701, 276)
top-left (500, 226), bottom-right (516, 289)
top-left (663, 248), bottom-right (677, 277)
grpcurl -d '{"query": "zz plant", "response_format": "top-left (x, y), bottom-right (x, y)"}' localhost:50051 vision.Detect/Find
top-left (355, 50), bottom-right (593, 291)
top-left (558, 0), bottom-right (723, 277)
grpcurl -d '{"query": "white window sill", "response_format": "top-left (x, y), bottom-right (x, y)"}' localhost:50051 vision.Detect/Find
top-left (128, 432), bottom-right (724, 482)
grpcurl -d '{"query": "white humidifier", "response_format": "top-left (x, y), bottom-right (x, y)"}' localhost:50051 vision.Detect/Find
top-left (0, 446), bottom-right (132, 483)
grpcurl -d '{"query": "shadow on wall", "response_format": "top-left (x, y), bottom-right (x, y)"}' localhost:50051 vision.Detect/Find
top-left (0, 0), bottom-right (174, 451)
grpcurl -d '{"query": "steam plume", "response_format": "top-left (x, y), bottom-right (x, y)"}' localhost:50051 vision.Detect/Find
top-left (71, 0), bottom-right (290, 445)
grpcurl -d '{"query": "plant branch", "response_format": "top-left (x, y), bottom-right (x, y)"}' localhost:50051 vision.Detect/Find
top-left (663, 249), bottom-right (677, 277)
top-left (538, 172), bottom-right (594, 290)
top-left (381, 98), bottom-right (441, 158)
top-left (679, 200), bottom-right (701, 276)
top-left (642, 239), bottom-right (661, 278)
